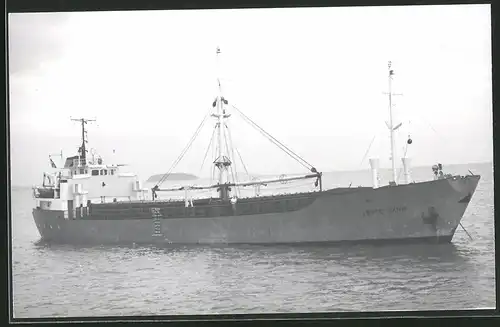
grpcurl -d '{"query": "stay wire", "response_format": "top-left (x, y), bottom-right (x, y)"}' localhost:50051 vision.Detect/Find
top-left (199, 125), bottom-right (217, 176)
top-left (225, 123), bottom-right (241, 195)
top-left (359, 134), bottom-right (377, 167)
top-left (223, 125), bottom-right (239, 197)
top-left (156, 109), bottom-right (211, 187)
top-left (235, 147), bottom-right (250, 179)
top-left (231, 105), bottom-right (313, 171)
top-left (232, 105), bottom-right (311, 169)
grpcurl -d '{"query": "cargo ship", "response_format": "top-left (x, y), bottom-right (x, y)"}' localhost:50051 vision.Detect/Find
top-left (31, 49), bottom-right (480, 245)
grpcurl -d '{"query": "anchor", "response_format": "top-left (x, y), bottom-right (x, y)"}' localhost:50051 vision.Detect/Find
top-left (421, 206), bottom-right (439, 225)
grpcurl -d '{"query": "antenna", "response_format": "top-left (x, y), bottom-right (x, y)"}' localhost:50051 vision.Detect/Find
top-left (216, 46), bottom-right (222, 94)
top-left (383, 61), bottom-right (403, 184)
top-left (70, 117), bottom-right (96, 161)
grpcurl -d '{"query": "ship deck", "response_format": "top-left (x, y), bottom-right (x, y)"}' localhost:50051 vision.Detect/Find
top-left (78, 187), bottom-right (373, 220)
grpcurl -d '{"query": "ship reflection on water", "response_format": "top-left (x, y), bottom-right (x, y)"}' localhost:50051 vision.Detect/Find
top-left (33, 239), bottom-right (470, 267)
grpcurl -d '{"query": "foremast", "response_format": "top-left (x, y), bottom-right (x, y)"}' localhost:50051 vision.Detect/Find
top-left (385, 61), bottom-right (402, 184)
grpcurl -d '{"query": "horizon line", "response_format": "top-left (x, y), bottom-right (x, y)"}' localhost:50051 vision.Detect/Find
top-left (10, 160), bottom-right (492, 188)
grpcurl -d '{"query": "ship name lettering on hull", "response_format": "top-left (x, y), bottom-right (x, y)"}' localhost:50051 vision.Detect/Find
top-left (363, 206), bottom-right (408, 217)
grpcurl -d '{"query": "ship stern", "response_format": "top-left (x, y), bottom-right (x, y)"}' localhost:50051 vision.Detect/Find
top-left (32, 208), bottom-right (67, 242)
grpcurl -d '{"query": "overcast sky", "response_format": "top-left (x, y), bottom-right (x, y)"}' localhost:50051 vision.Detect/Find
top-left (8, 4), bottom-right (492, 186)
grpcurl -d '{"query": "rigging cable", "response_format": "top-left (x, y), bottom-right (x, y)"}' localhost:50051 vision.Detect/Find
top-left (210, 123), bottom-right (218, 185)
top-left (231, 105), bottom-right (314, 171)
top-left (199, 125), bottom-right (217, 176)
top-left (235, 147), bottom-right (251, 179)
top-left (222, 125), bottom-right (239, 197)
top-left (155, 108), bottom-right (212, 188)
top-left (226, 130), bottom-right (240, 197)
top-left (225, 122), bottom-right (241, 195)
top-left (232, 104), bottom-right (312, 170)
top-left (359, 134), bottom-right (377, 167)
top-left (419, 115), bottom-right (458, 158)
top-left (395, 119), bottom-right (412, 183)
top-left (396, 143), bottom-right (409, 183)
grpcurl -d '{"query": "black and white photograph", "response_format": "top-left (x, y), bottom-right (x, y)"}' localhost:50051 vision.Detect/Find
top-left (8, 3), bottom-right (494, 320)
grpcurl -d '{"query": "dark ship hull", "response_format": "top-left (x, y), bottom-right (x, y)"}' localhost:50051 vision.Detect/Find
top-left (32, 175), bottom-right (480, 245)
top-left (31, 53), bottom-right (481, 247)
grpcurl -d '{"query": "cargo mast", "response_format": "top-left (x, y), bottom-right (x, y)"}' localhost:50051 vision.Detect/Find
top-left (212, 46), bottom-right (232, 200)
top-left (153, 47), bottom-right (322, 199)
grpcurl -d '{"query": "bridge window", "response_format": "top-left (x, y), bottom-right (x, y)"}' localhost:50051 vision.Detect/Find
top-left (110, 169), bottom-right (115, 175)
top-left (103, 170), bottom-right (108, 175)
top-left (92, 170), bottom-right (99, 176)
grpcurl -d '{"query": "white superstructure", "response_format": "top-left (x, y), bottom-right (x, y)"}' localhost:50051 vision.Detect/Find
top-left (32, 118), bottom-right (148, 219)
